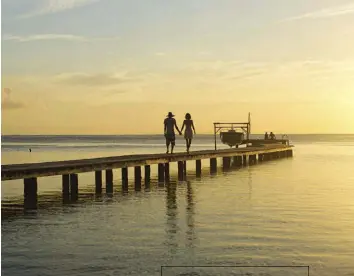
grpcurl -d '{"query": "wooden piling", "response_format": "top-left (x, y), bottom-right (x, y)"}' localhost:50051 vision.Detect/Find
top-left (24, 177), bottom-right (38, 210)
top-left (178, 161), bottom-right (184, 181)
top-left (210, 158), bottom-right (217, 173)
top-left (249, 155), bottom-right (253, 165)
top-left (144, 165), bottom-right (151, 188)
top-left (95, 170), bottom-right (102, 194)
top-left (70, 174), bottom-right (78, 201)
top-left (232, 156), bottom-right (242, 167)
top-left (222, 157), bottom-right (231, 169)
top-left (251, 155), bottom-right (257, 165)
top-left (243, 155), bottom-right (247, 166)
top-left (106, 169), bottom-right (113, 194)
top-left (196, 160), bottom-right (202, 177)
top-left (232, 156), bottom-right (248, 167)
top-left (62, 174), bottom-right (70, 197)
top-left (122, 168), bottom-right (128, 191)
top-left (158, 163), bottom-right (165, 183)
top-left (134, 166), bottom-right (142, 191)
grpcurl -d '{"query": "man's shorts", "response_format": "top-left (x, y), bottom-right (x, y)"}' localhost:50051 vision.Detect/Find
top-left (165, 133), bottom-right (176, 144)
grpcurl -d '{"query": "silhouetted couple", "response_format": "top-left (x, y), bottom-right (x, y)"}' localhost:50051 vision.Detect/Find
top-left (264, 132), bottom-right (276, 140)
top-left (164, 112), bottom-right (196, 154)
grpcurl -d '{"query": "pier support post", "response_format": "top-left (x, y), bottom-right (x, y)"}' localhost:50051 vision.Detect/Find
top-left (266, 153), bottom-right (271, 161)
top-left (250, 155), bottom-right (257, 165)
top-left (106, 169), bottom-right (113, 194)
top-left (231, 156), bottom-right (237, 168)
top-left (164, 163), bottom-right (170, 183)
top-left (266, 153), bottom-right (271, 160)
top-left (196, 160), bottom-right (202, 177)
top-left (62, 174), bottom-right (70, 198)
top-left (235, 156), bottom-right (242, 166)
top-left (258, 154), bottom-right (263, 162)
top-left (222, 157), bottom-right (231, 170)
top-left (178, 161), bottom-right (184, 181)
top-left (144, 165), bottom-right (151, 188)
top-left (288, 150), bottom-right (293, 157)
top-left (70, 174), bottom-right (78, 201)
top-left (95, 170), bottom-right (102, 194)
top-left (232, 156), bottom-right (242, 167)
top-left (122, 168), bottom-right (128, 191)
top-left (242, 155), bottom-right (247, 166)
top-left (158, 163), bottom-right (165, 183)
top-left (24, 177), bottom-right (38, 210)
top-left (134, 166), bottom-right (142, 191)
top-left (210, 158), bottom-right (217, 173)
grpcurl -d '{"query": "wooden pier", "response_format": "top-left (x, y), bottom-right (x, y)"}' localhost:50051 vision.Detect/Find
top-left (1, 144), bottom-right (293, 210)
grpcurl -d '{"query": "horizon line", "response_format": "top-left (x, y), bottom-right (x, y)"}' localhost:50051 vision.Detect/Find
top-left (2, 133), bottom-right (354, 136)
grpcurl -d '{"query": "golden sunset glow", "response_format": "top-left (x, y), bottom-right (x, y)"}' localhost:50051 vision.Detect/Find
top-left (2, 0), bottom-right (354, 134)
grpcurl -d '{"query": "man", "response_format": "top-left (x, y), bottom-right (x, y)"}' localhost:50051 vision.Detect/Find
top-left (164, 112), bottom-right (182, 154)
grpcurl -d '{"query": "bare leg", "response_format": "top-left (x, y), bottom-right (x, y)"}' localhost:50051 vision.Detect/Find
top-left (185, 139), bottom-right (189, 152)
top-left (187, 139), bottom-right (192, 153)
top-left (171, 142), bottom-right (175, 154)
top-left (166, 140), bottom-right (170, 154)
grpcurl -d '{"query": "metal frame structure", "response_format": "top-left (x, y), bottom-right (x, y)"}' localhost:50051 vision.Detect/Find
top-left (213, 113), bottom-right (251, 150)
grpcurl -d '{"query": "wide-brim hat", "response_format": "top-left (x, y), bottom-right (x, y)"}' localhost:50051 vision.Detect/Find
top-left (167, 112), bottom-right (175, 117)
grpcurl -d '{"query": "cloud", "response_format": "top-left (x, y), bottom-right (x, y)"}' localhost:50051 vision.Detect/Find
top-left (19, 0), bottom-right (100, 18)
top-left (155, 52), bottom-right (166, 56)
top-left (226, 70), bottom-right (266, 80)
top-left (3, 34), bottom-right (86, 42)
top-left (2, 33), bottom-right (120, 43)
top-left (2, 88), bottom-right (25, 110)
top-left (54, 72), bottom-right (138, 87)
top-left (181, 60), bottom-right (270, 81)
top-left (281, 2), bottom-right (354, 22)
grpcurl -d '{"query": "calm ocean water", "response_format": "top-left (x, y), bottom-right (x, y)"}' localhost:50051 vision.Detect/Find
top-left (1, 134), bottom-right (354, 276)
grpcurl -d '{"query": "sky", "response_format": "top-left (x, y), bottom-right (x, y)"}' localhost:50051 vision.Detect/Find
top-left (1, 0), bottom-right (354, 134)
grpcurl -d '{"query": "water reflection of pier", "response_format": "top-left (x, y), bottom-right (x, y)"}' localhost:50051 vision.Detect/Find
top-left (164, 180), bottom-right (197, 256)
top-left (185, 181), bottom-right (196, 250)
top-left (165, 182), bottom-right (179, 255)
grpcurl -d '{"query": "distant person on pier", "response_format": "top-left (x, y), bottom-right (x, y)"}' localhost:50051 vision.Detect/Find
top-left (270, 132), bottom-right (276, 140)
top-left (264, 132), bottom-right (269, 140)
top-left (181, 113), bottom-right (196, 153)
top-left (164, 112), bottom-right (182, 154)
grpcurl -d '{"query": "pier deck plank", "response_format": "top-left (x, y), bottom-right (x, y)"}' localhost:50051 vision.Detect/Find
top-left (1, 144), bottom-right (293, 181)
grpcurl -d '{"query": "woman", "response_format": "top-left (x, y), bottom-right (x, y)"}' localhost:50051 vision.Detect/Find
top-left (181, 113), bottom-right (196, 153)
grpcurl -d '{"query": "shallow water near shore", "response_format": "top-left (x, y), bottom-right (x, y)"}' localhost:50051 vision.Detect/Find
top-left (2, 135), bottom-right (354, 276)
